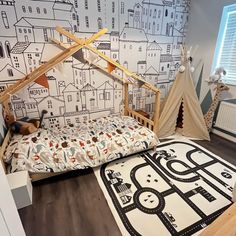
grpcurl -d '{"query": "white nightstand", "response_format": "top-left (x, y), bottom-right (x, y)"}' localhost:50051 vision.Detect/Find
top-left (7, 171), bottom-right (32, 209)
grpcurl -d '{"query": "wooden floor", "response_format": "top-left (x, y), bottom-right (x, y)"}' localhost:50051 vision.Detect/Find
top-left (19, 134), bottom-right (236, 236)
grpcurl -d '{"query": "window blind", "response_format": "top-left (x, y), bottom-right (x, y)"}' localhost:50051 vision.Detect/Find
top-left (214, 4), bottom-right (236, 85)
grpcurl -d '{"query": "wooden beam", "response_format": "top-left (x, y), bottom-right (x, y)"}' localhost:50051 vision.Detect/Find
top-left (0, 28), bottom-right (107, 104)
top-left (0, 44), bottom-right (83, 103)
top-left (55, 27), bottom-right (160, 93)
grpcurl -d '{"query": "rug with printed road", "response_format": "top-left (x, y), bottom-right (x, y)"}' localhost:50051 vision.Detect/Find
top-left (94, 139), bottom-right (236, 236)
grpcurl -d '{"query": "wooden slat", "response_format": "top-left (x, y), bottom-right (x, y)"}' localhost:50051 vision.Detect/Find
top-left (0, 130), bottom-right (12, 173)
top-left (127, 108), bottom-right (154, 126)
top-left (200, 203), bottom-right (236, 236)
top-left (55, 26), bottom-right (160, 93)
top-left (153, 91), bottom-right (160, 134)
top-left (124, 83), bottom-right (129, 116)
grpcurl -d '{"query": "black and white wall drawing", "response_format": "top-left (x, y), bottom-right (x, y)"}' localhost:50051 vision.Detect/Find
top-left (0, 0), bottom-right (190, 133)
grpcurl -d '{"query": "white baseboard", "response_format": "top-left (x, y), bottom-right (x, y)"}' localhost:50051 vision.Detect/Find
top-left (212, 129), bottom-right (236, 143)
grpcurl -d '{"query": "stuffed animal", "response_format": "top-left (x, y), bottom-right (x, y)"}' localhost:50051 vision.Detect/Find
top-left (4, 113), bottom-right (40, 135)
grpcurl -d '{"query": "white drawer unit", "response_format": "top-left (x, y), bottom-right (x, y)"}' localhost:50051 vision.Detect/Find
top-left (7, 171), bottom-right (32, 209)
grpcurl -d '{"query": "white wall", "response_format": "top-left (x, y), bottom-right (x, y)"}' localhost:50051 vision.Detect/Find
top-left (186, 0), bottom-right (236, 102)
top-left (0, 163), bottom-right (25, 236)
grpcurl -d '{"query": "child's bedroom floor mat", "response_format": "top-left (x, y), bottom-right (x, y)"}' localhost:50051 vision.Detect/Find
top-left (94, 139), bottom-right (236, 236)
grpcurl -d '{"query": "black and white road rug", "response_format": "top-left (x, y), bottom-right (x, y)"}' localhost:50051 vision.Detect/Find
top-left (94, 140), bottom-right (236, 236)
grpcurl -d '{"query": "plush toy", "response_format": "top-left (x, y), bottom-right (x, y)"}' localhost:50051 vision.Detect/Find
top-left (4, 113), bottom-right (40, 135)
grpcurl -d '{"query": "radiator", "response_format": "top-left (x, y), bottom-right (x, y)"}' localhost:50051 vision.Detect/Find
top-left (214, 100), bottom-right (236, 135)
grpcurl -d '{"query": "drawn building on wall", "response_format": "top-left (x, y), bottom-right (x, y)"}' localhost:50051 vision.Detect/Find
top-left (0, 0), bottom-right (190, 128)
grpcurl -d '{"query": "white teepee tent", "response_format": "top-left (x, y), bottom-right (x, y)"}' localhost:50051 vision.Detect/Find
top-left (158, 49), bottom-right (210, 141)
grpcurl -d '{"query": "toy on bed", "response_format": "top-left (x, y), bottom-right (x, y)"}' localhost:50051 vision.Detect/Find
top-left (4, 113), bottom-right (39, 135)
top-left (4, 110), bottom-right (47, 135)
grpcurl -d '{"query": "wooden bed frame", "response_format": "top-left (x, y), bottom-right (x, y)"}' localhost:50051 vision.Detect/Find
top-left (0, 27), bottom-right (160, 182)
top-left (0, 104), bottom-right (159, 182)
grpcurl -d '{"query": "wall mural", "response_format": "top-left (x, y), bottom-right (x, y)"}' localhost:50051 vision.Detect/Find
top-left (0, 0), bottom-right (190, 132)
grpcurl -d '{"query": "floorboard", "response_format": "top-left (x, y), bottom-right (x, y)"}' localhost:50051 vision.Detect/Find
top-left (18, 134), bottom-right (236, 236)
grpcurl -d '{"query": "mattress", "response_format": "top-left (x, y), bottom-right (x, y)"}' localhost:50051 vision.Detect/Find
top-left (4, 116), bottom-right (159, 173)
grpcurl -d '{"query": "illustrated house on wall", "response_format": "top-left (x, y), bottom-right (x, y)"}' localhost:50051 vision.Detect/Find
top-left (141, 0), bottom-right (175, 36)
top-left (10, 42), bottom-right (30, 74)
top-left (11, 42), bottom-right (44, 74)
top-left (97, 43), bottom-right (111, 57)
top-left (38, 95), bottom-right (65, 127)
top-left (63, 83), bottom-right (82, 113)
top-left (0, 0), bottom-right (18, 66)
top-left (146, 41), bottom-right (162, 71)
top-left (14, 18), bottom-right (72, 43)
top-left (9, 95), bottom-right (27, 119)
top-left (0, 64), bottom-right (25, 92)
top-left (159, 54), bottom-right (173, 82)
top-left (97, 81), bottom-right (114, 111)
top-left (110, 31), bottom-right (119, 61)
top-left (28, 82), bottom-right (49, 100)
top-left (24, 97), bottom-right (39, 118)
top-left (73, 62), bottom-right (95, 88)
top-left (53, 0), bottom-right (78, 32)
top-left (119, 27), bottom-right (148, 71)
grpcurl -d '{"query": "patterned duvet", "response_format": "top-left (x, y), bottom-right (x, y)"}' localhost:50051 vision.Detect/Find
top-left (4, 116), bottom-right (159, 173)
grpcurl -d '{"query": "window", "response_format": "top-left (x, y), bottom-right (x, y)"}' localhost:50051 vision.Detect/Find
top-left (112, 17), bottom-right (115, 29)
top-left (22, 6), bottom-right (26, 13)
top-left (85, 16), bottom-right (89, 28)
top-left (105, 92), bottom-right (110, 100)
top-left (43, 28), bottom-right (48, 41)
top-left (85, 0), bottom-right (88, 9)
top-left (1, 11), bottom-right (9, 28)
top-left (19, 28), bottom-right (22, 33)
top-left (153, 9), bottom-right (157, 18)
top-left (24, 29), bottom-right (27, 33)
top-left (75, 0), bottom-right (78, 8)
top-left (72, 13), bottom-right (76, 20)
top-left (97, 17), bottom-right (102, 29)
top-left (97, 0), bottom-right (101, 12)
top-left (165, 9), bottom-right (168, 17)
top-left (28, 6), bottom-right (32, 13)
top-left (7, 69), bottom-right (13, 77)
top-left (121, 2), bottom-right (124, 14)
top-left (5, 41), bottom-right (10, 57)
top-left (212, 3), bottom-right (236, 84)
top-left (0, 42), bottom-right (4, 58)
top-left (112, 2), bottom-right (115, 13)
top-left (43, 8), bottom-right (47, 14)
top-left (67, 95), bottom-right (72, 102)
top-left (99, 93), bottom-right (104, 100)
top-left (36, 7), bottom-right (40, 14)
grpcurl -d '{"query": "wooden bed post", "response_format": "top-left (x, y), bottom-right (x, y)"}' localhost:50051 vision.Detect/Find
top-left (153, 91), bottom-right (160, 134)
top-left (124, 83), bottom-right (129, 116)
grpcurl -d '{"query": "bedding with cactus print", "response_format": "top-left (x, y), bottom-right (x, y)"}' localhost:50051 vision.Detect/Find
top-left (4, 116), bottom-right (159, 173)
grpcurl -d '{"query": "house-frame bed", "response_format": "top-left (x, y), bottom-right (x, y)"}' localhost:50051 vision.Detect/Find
top-left (0, 27), bottom-right (160, 181)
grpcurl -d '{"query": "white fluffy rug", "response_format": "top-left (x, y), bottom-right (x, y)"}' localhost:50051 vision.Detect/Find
top-left (94, 139), bottom-right (236, 236)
